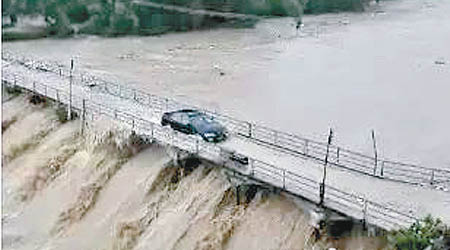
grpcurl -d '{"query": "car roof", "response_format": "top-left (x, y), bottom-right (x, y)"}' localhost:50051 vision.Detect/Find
top-left (178, 109), bottom-right (199, 113)
top-left (165, 109), bottom-right (200, 118)
top-left (166, 109), bottom-right (193, 115)
top-left (167, 109), bottom-right (215, 120)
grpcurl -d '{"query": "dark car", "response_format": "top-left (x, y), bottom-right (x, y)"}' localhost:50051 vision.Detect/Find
top-left (161, 109), bottom-right (227, 143)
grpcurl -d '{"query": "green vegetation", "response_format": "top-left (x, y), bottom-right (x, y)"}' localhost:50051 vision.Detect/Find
top-left (146, 0), bottom-right (366, 15)
top-left (388, 215), bottom-right (449, 250)
top-left (66, 3), bottom-right (89, 23)
top-left (5, 84), bottom-right (23, 96)
top-left (2, 0), bottom-right (372, 38)
top-left (304, 0), bottom-right (365, 13)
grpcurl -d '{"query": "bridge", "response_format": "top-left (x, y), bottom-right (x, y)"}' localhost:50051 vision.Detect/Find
top-left (2, 51), bottom-right (449, 231)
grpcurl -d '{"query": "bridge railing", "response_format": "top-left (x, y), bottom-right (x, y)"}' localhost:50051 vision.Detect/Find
top-left (2, 72), bottom-right (420, 231)
top-left (3, 52), bottom-right (449, 189)
top-left (247, 156), bottom-right (417, 230)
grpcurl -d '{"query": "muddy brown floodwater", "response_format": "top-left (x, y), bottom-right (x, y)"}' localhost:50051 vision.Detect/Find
top-left (3, 0), bottom-right (450, 169)
top-left (7, 95), bottom-right (385, 250)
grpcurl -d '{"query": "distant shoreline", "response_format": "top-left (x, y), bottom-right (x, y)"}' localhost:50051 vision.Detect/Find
top-left (1, 0), bottom-right (372, 42)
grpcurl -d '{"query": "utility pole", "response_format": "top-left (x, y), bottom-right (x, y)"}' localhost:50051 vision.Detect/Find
top-left (371, 129), bottom-right (378, 176)
top-left (319, 128), bottom-right (333, 207)
top-left (68, 58), bottom-right (74, 120)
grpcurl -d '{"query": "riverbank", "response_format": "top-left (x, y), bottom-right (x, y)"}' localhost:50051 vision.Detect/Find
top-left (2, 15), bottom-right (48, 41)
top-left (2, 0), bottom-right (374, 39)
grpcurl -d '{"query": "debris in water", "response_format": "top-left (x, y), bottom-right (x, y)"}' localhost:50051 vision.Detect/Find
top-left (434, 59), bottom-right (446, 65)
top-left (339, 19), bottom-right (350, 25)
top-left (117, 52), bottom-right (140, 61)
top-left (213, 64), bottom-right (225, 76)
top-left (28, 94), bottom-right (46, 105)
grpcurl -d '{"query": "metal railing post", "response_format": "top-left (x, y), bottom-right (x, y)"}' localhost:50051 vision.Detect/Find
top-left (372, 130), bottom-right (378, 176)
top-left (320, 129), bottom-right (333, 207)
top-left (195, 138), bottom-right (199, 154)
top-left (380, 161), bottom-right (385, 177)
top-left (373, 160), bottom-right (378, 176)
top-left (362, 199), bottom-right (368, 230)
top-left (68, 58), bottom-right (73, 121)
top-left (150, 123), bottom-right (154, 140)
top-left (336, 147), bottom-right (340, 163)
top-left (283, 169), bottom-right (286, 189)
top-left (430, 170), bottom-right (435, 185)
top-left (304, 139), bottom-right (309, 155)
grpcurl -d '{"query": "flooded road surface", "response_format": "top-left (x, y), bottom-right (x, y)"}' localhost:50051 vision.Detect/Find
top-left (3, 0), bottom-right (450, 169)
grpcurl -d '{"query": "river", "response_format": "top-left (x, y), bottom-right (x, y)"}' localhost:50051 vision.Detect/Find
top-left (3, 0), bottom-right (450, 169)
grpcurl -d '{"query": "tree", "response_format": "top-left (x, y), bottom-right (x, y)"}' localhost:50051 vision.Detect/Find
top-left (389, 215), bottom-right (449, 250)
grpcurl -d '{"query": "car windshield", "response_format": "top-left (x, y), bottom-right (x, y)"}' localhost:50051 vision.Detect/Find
top-left (187, 112), bottom-right (211, 121)
top-left (190, 114), bottom-right (222, 133)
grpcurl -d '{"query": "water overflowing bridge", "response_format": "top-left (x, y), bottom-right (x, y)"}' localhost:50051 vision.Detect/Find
top-left (2, 52), bottom-right (449, 231)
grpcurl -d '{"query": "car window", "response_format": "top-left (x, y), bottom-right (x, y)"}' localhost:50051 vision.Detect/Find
top-left (171, 113), bottom-right (182, 123)
top-left (172, 113), bottom-right (189, 125)
top-left (170, 113), bottom-right (178, 121)
top-left (194, 114), bottom-right (211, 122)
top-left (180, 113), bottom-right (189, 125)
